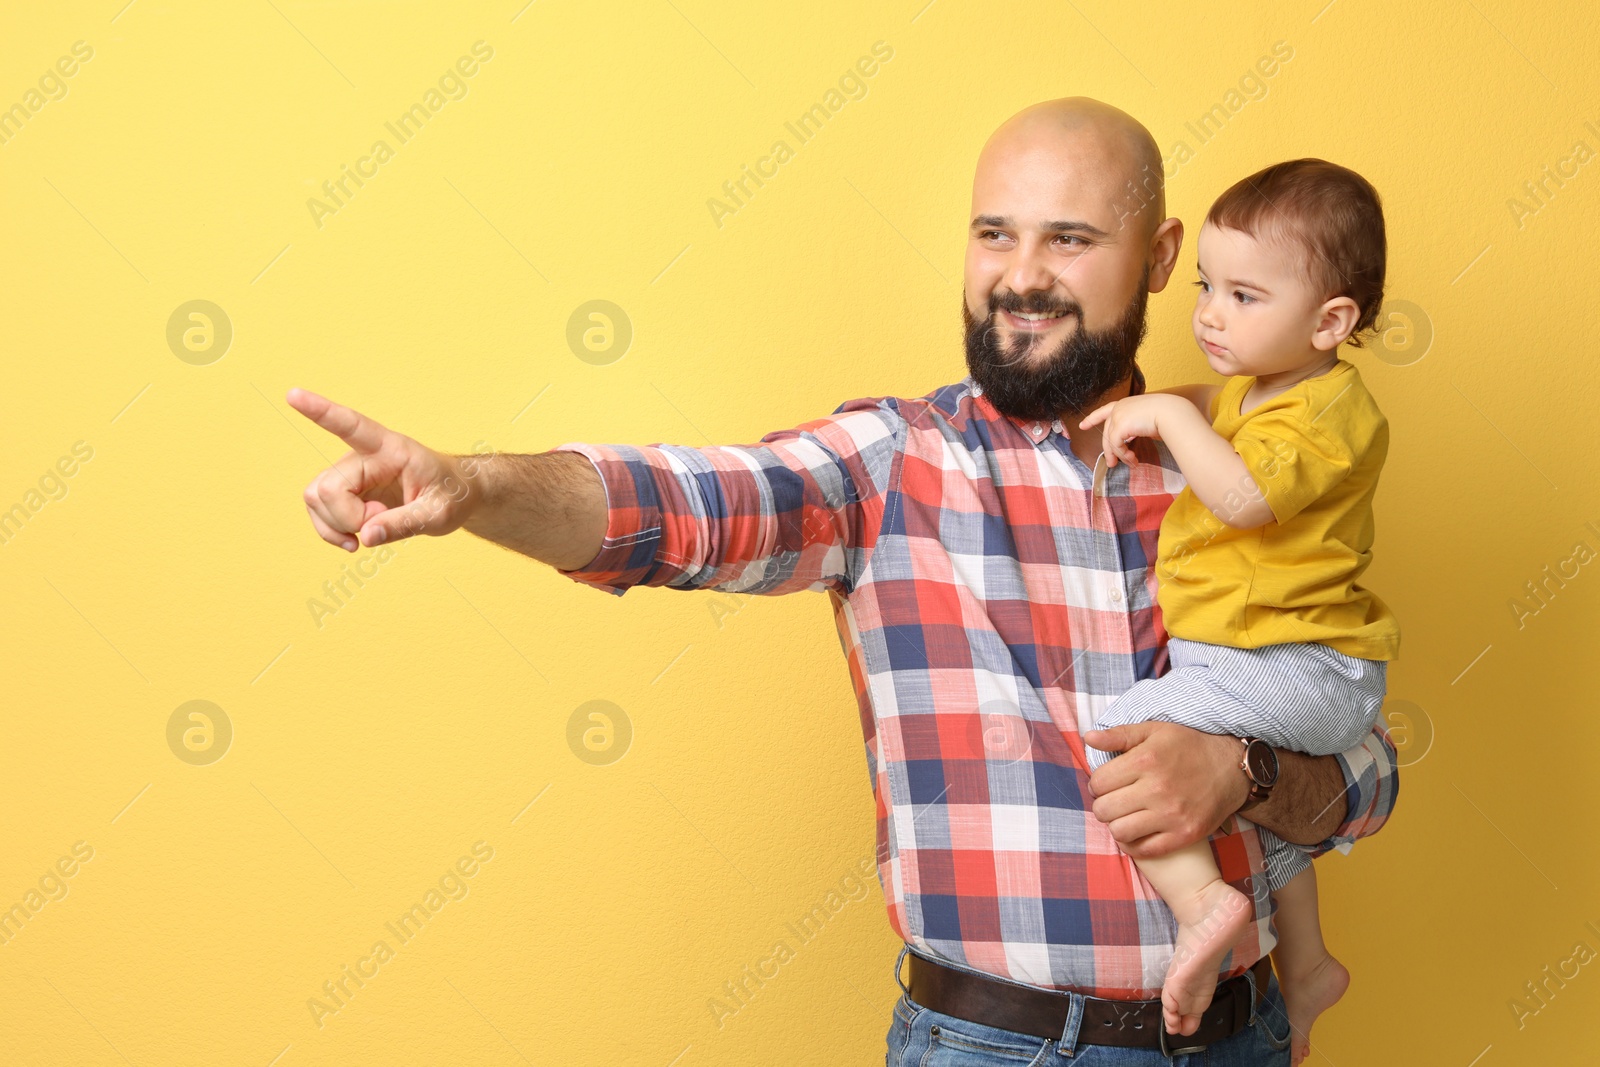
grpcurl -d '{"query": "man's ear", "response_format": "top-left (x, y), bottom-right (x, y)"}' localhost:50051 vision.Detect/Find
top-left (1311, 296), bottom-right (1361, 351)
top-left (1145, 217), bottom-right (1184, 293)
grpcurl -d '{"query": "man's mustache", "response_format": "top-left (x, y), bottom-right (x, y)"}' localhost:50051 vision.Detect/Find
top-left (989, 295), bottom-right (1083, 318)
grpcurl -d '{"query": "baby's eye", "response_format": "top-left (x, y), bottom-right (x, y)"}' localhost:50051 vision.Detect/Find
top-left (1193, 280), bottom-right (1209, 291)
top-left (1233, 291), bottom-right (1254, 304)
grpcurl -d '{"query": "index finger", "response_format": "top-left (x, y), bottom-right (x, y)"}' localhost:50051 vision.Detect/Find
top-left (1078, 403), bottom-right (1112, 429)
top-left (286, 387), bottom-right (392, 454)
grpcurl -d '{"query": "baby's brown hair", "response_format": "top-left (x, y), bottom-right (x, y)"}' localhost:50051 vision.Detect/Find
top-left (1205, 158), bottom-right (1386, 348)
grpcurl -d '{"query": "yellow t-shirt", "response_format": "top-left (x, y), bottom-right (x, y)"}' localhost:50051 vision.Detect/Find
top-left (1155, 358), bottom-right (1401, 661)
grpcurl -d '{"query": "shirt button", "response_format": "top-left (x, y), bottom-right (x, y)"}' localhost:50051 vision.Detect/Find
top-left (972, 383), bottom-right (984, 396)
top-left (1109, 588), bottom-right (1122, 603)
top-left (1031, 422), bottom-right (1043, 436)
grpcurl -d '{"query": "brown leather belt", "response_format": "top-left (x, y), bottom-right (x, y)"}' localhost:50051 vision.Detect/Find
top-left (905, 949), bottom-right (1273, 1055)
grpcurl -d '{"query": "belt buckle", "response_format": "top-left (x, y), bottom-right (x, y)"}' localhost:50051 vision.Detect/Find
top-left (1155, 960), bottom-right (1260, 1057)
top-left (1157, 965), bottom-right (1251, 1057)
top-left (1158, 1025), bottom-right (1207, 1058)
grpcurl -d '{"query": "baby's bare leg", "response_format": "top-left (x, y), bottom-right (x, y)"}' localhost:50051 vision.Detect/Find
top-left (1269, 863), bottom-right (1351, 1066)
top-left (1133, 841), bottom-right (1252, 1037)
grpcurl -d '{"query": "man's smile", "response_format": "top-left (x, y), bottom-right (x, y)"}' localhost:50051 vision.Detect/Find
top-left (998, 308), bottom-right (1076, 332)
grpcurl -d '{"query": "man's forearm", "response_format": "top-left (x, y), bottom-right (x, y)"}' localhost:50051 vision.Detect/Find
top-left (457, 451), bottom-right (607, 569)
top-left (1236, 748), bottom-right (1347, 846)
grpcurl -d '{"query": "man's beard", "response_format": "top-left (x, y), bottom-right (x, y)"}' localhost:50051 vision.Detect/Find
top-left (962, 271), bottom-right (1149, 422)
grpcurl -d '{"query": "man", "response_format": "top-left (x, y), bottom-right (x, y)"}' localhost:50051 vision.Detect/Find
top-left (290, 97), bottom-right (1397, 1064)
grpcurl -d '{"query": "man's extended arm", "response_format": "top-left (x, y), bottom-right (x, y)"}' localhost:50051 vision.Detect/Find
top-left (1083, 719), bottom-right (1399, 861)
top-left (286, 385), bottom-right (901, 596)
top-left (462, 399), bottom-right (905, 598)
top-left (457, 450), bottom-right (609, 570)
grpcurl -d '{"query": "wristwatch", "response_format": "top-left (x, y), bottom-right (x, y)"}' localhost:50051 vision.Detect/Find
top-left (1238, 736), bottom-right (1279, 809)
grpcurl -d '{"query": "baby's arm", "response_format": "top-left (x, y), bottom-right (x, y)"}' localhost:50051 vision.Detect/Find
top-left (1078, 392), bottom-right (1273, 529)
top-left (1152, 382), bottom-right (1222, 415)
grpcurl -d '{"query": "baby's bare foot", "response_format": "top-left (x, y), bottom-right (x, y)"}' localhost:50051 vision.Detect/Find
top-left (1161, 881), bottom-right (1253, 1035)
top-left (1280, 953), bottom-right (1350, 1066)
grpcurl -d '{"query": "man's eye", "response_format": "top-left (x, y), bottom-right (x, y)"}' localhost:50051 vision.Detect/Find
top-left (1056, 235), bottom-right (1085, 247)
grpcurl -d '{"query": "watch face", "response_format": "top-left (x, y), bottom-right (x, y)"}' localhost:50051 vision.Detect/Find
top-left (1246, 741), bottom-right (1278, 786)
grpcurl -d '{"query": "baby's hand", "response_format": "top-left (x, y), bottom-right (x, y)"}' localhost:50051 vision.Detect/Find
top-left (1078, 394), bottom-right (1170, 467)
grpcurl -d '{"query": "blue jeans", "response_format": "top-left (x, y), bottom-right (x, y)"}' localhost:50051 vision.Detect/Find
top-left (885, 947), bottom-right (1291, 1066)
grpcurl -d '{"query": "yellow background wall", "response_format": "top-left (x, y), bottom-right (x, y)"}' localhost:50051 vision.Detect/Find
top-left (2, 1), bottom-right (1596, 1063)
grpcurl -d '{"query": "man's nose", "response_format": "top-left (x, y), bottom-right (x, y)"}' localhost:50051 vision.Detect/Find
top-left (1006, 242), bottom-right (1062, 297)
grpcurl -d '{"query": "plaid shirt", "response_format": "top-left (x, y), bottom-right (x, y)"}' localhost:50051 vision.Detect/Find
top-left (552, 375), bottom-right (1399, 999)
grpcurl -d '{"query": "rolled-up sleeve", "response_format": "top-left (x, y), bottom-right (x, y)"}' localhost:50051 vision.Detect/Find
top-left (550, 396), bottom-right (903, 598)
top-left (1289, 720), bottom-right (1400, 860)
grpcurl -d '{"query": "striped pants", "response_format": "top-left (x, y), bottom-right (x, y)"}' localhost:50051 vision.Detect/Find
top-left (1084, 635), bottom-right (1388, 891)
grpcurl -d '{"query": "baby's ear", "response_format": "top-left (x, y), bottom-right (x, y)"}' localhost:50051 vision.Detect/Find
top-left (1312, 296), bottom-right (1361, 351)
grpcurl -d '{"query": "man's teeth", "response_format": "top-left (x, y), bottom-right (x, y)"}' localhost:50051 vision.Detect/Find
top-left (1011, 311), bottom-right (1065, 321)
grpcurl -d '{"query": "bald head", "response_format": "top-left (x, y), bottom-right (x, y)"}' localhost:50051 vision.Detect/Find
top-left (976, 97), bottom-right (1165, 239)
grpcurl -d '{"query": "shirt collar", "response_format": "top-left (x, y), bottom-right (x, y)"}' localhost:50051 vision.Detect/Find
top-left (964, 375), bottom-right (1115, 493)
top-left (965, 377), bottom-right (1066, 443)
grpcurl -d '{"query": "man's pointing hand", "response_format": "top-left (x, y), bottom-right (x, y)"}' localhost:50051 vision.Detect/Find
top-left (287, 387), bottom-right (477, 551)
